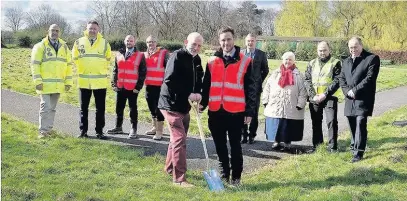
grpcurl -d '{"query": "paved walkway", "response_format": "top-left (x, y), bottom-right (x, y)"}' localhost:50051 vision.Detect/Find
top-left (2, 86), bottom-right (407, 172)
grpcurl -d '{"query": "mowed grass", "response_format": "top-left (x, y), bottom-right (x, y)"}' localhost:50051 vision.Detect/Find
top-left (2, 106), bottom-right (407, 200)
top-left (2, 48), bottom-right (407, 135)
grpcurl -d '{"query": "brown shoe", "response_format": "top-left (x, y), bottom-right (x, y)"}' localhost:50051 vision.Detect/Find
top-left (173, 181), bottom-right (194, 188)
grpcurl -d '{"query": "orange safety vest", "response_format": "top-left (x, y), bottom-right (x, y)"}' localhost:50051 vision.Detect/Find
top-left (144, 49), bottom-right (167, 86)
top-left (208, 53), bottom-right (251, 113)
top-left (116, 52), bottom-right (143, 90)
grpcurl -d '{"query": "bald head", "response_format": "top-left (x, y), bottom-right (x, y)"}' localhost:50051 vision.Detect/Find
top-left (124, 35), bottom-right (136, 49)
top-left (317, 41), bottom-right (331, 59)
top-left (185, 32), bottom-right (203, 56)
top-left (48, 24), bottom-right (60, 40)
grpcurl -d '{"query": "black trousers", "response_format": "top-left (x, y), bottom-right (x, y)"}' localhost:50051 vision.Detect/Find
top-left (309, 97), bottom-right (339, 149)
top-left (242, 93), bottom-right (261, 138)
top-left (145, 85), bottom-right (164, 121)
top-left (209, 109), bottom-right (244, 180)
top-left (79, 88), bottom-right (106, 134)
top-left (115, 89), bottom-right (139, 129)
top-left (347, 116), bottom-right (368, 157)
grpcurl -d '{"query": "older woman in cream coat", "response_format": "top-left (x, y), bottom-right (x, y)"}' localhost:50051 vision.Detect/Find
top-left (261, 51), bottom-right (308, 151)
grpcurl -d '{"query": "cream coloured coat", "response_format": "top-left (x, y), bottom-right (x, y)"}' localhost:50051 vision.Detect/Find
top-left (261, 68), bottom-right (308, 120)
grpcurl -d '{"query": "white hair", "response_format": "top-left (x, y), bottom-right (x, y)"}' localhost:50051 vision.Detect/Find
top-left (282, 51), bottom-right (295, 61)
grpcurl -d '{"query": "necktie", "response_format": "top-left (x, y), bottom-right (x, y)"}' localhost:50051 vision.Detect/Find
top-left (125, 51), bottom-right (131, 59)
top-left (53, 42), bottom-right (58, 51)
top-left (224, 55), bottom-right (232, 62)
top-left (90, 39), bottom-right (94, 46)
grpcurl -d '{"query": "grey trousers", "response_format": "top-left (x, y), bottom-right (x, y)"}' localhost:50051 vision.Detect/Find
top-left (39, 93), bottom-right (60, 134)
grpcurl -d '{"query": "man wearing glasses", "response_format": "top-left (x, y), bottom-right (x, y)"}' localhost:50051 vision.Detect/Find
top-left (143, 35), bottom-right (169, 140)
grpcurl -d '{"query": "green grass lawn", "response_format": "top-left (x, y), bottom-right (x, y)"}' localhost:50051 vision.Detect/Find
top-left (2, 106), bottom-right (407, 200)
top-left (2, 48), bottom-right (407, 135)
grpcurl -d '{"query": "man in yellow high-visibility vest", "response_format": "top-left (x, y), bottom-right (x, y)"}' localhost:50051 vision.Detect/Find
top-left (304, 41), bottom-right (342, 152)
top-left (72, 20), bottom-right (112, 139)
top-left (30, 24), bottom-right (73, 139)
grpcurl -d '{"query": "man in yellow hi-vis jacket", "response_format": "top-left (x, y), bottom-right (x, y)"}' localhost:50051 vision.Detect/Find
top-left (72, 20), bottom-right (112, 139)
top-left (31, 24), bottom-right (73, 139)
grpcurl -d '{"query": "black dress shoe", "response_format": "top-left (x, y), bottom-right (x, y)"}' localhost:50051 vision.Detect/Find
top-left (241, 137), bottom-right (248, 144)
top-left (351, 155), bottom-right (363, 163)
top-left (77, 133), bottom-right (89, 138)
top-left (248, 137), bottom-right (254, 144)
top-left (96, 133), bottom-right (109, 140)
top-left (107, 127), bottom-right (123, 134)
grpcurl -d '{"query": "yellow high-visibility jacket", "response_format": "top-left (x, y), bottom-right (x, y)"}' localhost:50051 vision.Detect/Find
top-left (311, 57), bottom-right (341, 97)
top-left (31, 37), bottom-right (73, 94)
top-left (72, 31), bottom-right (111, 89)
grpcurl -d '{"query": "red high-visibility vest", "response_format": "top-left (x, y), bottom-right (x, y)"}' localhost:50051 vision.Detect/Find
top-left (117, 52), bottom-right (143, 90)
top-left (144, 48), bottom-right (167, 86)
top-left (208, 53), bottom-right (251, 113)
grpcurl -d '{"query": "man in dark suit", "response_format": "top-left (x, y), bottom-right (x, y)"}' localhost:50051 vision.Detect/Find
top-left (240, 33), bottom-right (269, 144)
top-left (339, 36), bottom-right (380, 163)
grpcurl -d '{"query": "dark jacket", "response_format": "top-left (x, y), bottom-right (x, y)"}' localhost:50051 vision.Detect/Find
top-left (201, 46), bottom-right (257, 117)
top-left (240, 48), bottom-right (269, 93)
top-left (111, 48), bottom-right (147, 91)
top-left (158, 48), bottom-right (204, 114)
top-left (339, 50), bottom-right (380, 116)
top-left (304, 55), bottom-right (342, 102)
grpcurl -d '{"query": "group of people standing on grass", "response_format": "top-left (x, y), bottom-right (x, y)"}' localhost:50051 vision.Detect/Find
top-left (31, 20), bottom-right (380, 188)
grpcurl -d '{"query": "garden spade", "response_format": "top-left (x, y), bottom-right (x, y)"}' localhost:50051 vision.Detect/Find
top-left (188, 99), bottom-right (224, 192)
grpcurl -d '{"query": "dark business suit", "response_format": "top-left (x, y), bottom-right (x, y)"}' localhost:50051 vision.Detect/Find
top-left (241, 48), bottom-right (269, 142)
top-left (338, 49), bottom-right (380, 157)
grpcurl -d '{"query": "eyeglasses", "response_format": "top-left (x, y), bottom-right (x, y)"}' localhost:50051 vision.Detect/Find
top-left (146, 41), bottom-right (156, 44)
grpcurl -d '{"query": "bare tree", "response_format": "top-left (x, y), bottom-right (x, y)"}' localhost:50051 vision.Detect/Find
top-left (88, 1), bottom-right (122, 35)
top-left (179, 1), bottom-right (230, 44)
top-left (25, 4), bottom-right (70, 34)
top-left (4, 6), bottom-right (25, 32)
top-left (116, 1), bottom-right (149, 38)
top-left (260, 8), bottom-right (278, 36)
top-left (145, 1), bottom-right (185, 40)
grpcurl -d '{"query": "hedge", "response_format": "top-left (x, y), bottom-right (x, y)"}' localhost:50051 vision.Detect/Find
top-left (261, 40), bottom-right (349, 61)
top-left (371, 50), bottom-right (407, 64)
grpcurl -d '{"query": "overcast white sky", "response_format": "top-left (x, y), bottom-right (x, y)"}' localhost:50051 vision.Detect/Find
top-left (1, 0), bottom-right (281, 31)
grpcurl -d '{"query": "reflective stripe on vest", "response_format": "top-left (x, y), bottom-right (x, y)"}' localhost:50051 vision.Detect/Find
top-left (207, 53), bottom-right (251, 113)
top-left (311, 57), bottom-right (340, 95)
top-left (144, 49), bottom-right (166, 86)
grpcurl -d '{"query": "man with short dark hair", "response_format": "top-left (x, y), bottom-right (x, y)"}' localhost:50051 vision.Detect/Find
top-left (201, 26), bottom-right (257, 186)
top-left (72, 20), bottom-right (112, 139)
top-left (339, 36), bottom-right (380, 162)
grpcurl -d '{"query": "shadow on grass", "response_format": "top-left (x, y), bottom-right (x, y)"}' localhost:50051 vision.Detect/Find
top-left (337, 136), bottom-right (407, 151)
top-left (107, 133), bottom-right (288, 160)
top-left (244, 167), bottom-right (407, 192)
